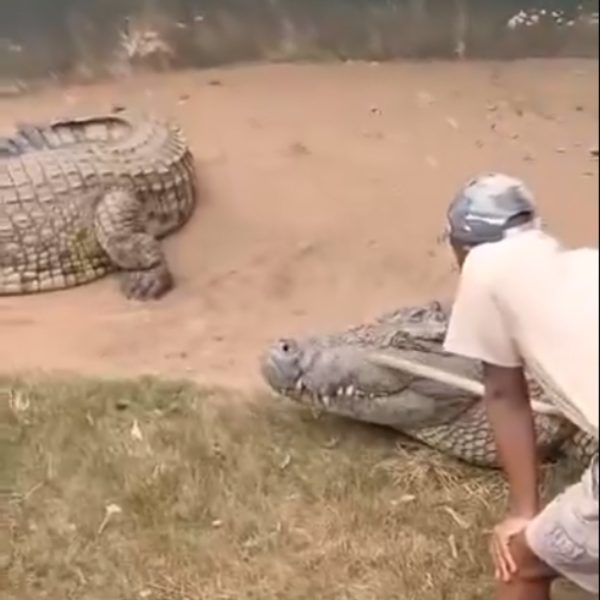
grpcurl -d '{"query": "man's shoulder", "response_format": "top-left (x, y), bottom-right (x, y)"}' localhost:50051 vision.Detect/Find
top-left (460, 238), bottom-right (510, 279)
top-left (464, 230), bottom-right (559, 273)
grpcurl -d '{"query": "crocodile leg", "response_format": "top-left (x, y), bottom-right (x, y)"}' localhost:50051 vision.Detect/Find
top-left (94, 189), bottom-right (174, 300)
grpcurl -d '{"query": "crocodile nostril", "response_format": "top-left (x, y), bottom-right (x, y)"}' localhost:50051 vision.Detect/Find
top-left (281, 342), bottom-right (290, 353)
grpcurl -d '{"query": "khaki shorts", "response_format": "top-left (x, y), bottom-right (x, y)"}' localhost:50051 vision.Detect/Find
top-left (526, 455), bottom-right (599, 594)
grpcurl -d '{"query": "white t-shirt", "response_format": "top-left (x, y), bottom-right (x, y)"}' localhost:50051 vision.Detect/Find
top-left (444, 229), bottom-right (598, 439)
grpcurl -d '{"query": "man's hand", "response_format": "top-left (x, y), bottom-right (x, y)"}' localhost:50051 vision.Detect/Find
top-left (490, 515), bottom-right (533, 582)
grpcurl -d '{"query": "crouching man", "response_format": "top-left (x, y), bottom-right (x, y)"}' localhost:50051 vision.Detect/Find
top-left (442, 173), bottom-right (598, 599)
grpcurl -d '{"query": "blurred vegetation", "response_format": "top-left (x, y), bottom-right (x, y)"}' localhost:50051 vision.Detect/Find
top-left (0, 0), bottom-right (598, 80)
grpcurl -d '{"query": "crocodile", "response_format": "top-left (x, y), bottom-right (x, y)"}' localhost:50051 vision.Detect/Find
top-left (0, 109), bottom-right (198, 300)
top-left (260, 301), bottom-right (598, 469)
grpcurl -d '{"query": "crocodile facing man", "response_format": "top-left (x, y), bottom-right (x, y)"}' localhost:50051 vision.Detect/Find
top-left (261, 172), bottom-right (598, 598)
top-left (442, 173), bottom-right (598, 599)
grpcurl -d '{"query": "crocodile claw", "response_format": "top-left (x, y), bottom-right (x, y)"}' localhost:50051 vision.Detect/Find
top-left (119, 264), bottom-right (174, 300)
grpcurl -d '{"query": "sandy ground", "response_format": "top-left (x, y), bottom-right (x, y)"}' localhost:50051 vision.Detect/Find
top-left (0, 59), bottom-right (598, 388)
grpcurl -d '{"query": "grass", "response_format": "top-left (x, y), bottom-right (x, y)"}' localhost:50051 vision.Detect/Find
top-left (0, 376), bottom-right (592, 600)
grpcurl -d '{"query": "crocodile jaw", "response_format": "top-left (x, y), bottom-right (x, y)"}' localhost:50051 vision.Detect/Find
top-left (260, 338), bottom-right (406, 399)
top-left (259, 338), bottom-right (469, 429)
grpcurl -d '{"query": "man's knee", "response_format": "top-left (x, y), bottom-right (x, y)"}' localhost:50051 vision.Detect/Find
top-left (524, 462), bottom-right (599, 594)
top-left (508, 531), bottom-right (557, 582)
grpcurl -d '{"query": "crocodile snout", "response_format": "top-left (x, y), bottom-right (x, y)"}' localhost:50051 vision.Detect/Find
top-left (260, 338), bottom-right (305, 393)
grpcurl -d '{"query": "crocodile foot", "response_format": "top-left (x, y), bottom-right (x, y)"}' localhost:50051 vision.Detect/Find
top-left (119, 264), bottom-right (173, 300)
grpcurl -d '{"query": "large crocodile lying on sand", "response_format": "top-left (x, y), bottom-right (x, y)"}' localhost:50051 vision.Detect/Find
top-left (261, 301), bottom-right (598, 469)
top-left (0, 109), bottom-right (198, 300)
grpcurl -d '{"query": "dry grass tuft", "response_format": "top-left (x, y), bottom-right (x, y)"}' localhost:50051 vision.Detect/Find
top-left (0, 376), bottom-right (591, 599)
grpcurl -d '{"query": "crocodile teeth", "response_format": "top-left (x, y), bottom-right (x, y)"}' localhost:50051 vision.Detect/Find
top-left (345, 385), bottom-right (355, 397)
top-left (295, 378), bottom-right (304, 391)
top-left (337, 387), bottom-right (344, 396)
top-left (322, 395), bottom-right (330, 407)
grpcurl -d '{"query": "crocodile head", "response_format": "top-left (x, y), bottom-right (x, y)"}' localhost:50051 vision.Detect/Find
top-left (260, 302), bottom-right (481, 429)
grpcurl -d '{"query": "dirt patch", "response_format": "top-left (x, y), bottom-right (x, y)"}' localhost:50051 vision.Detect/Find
top-left (0, 60), bottom-right (598, 388)
top-left (1, 376), bottom-right (593, 599)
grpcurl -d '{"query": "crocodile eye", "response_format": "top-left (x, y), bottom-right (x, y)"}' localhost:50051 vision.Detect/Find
top-left (281, 342), bottom-right (290, 353)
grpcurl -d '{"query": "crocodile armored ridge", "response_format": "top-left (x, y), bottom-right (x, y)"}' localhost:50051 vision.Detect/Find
top-left (0, 110), bottom-right (198, 300)
top-left (260, 301), bottom-right (598, 469)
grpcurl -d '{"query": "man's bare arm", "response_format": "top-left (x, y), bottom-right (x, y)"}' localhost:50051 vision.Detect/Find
top-left (483, 362), bottom-right (539, 517)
